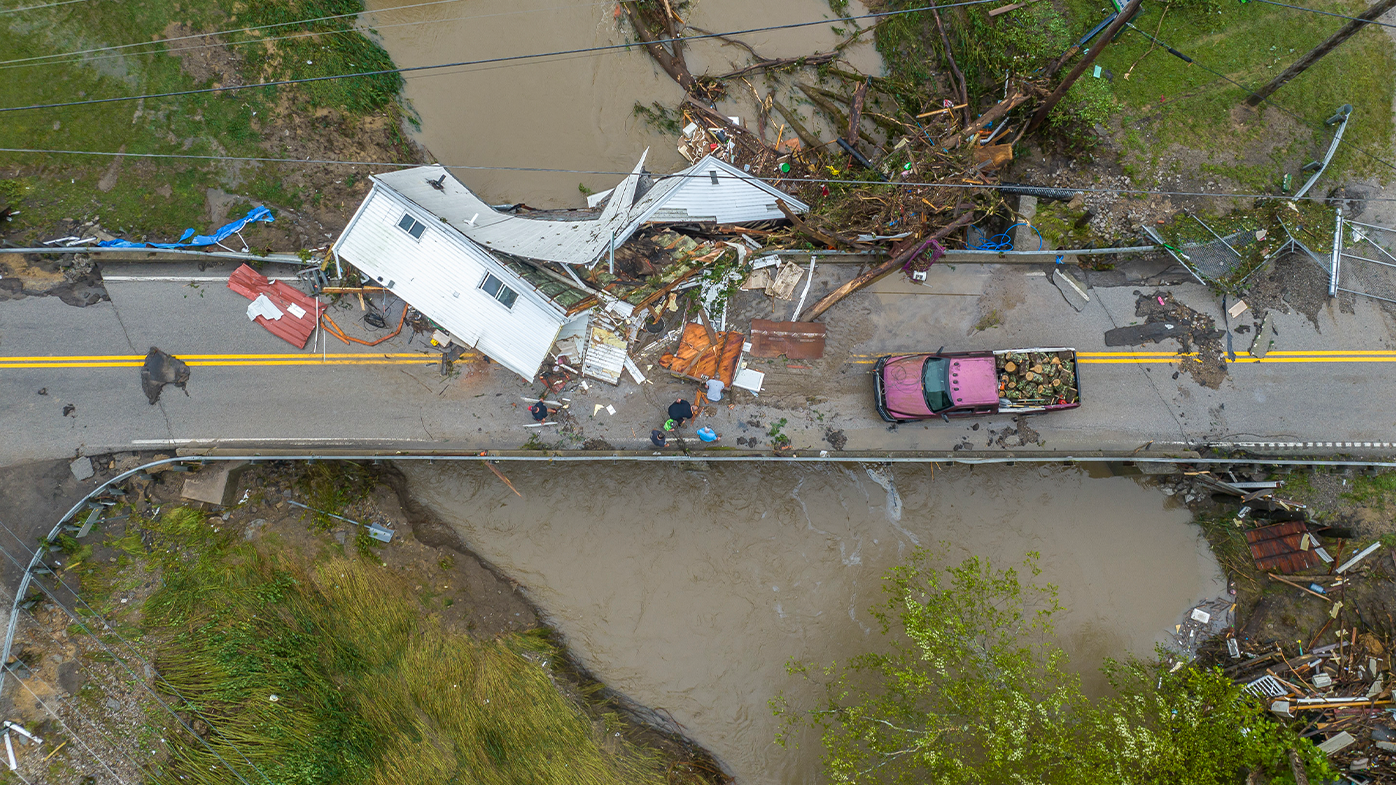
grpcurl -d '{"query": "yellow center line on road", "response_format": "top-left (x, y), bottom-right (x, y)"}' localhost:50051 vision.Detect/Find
top-left (0, 352), bottom-right (465, 370)
top-left (0, 353), bottom-right (430, 361)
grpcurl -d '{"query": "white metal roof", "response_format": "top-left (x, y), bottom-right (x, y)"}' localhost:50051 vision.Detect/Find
top-left (371, 153), bottom-right (808, 266)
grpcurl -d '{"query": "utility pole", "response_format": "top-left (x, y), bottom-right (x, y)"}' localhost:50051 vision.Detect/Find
top-left (1246, 0), bottom-right (1396, 106)
top-left (1027, 0), bottom-right (1143, 133)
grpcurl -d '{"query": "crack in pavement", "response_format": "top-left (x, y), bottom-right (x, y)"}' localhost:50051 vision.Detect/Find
top-left (1092, 291), bottom-right (1192, 446)
top-left (106, 296), bottom-right (177, 443)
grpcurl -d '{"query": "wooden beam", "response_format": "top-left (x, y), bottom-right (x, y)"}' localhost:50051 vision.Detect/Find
top-left (1246, 0), bottom-right (1396, 106)
top-left (801, 211), bottom-right (976, 321)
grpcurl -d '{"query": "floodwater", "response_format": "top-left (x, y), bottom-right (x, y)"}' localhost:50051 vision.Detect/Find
top-left (403, 462), bottom-right (1226, 785)
top-left (361, 0), bottom-right (883, 205)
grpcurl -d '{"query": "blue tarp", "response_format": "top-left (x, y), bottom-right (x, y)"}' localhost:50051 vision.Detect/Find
top-left (98, 206), bottom-right (275, 249)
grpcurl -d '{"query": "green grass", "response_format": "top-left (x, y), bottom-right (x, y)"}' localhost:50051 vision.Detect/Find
top-left (0, 0), bottom-right (401, 238)
top-left (114, 507), bottom-right (669, 785)
top-left (1067, 0), bottom-right (1396, 182)
top-left (294, 461), bottom-right (376, 530)
top-left (1342, 468), bottom-right (1396, 508)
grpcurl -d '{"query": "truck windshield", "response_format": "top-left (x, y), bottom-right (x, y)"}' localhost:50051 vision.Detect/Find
top-left (921, 357), bottom-right (952, 412)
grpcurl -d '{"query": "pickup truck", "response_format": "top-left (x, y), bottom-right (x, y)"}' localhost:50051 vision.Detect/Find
top-left (874, 347), bottom-right (1081, 423)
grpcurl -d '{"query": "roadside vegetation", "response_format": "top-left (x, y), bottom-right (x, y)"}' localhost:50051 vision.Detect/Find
top-left (33, 462), bottom-right (716, 785)
top-left (774, 549), bottom-right (1334, 784)
top-left (0, 0), bottom-right (417, 244)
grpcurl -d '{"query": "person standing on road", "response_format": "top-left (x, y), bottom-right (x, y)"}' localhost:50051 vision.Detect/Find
top-left (529, 399), bottom-right (551, 422)
top-left (696, 426), bottom-right (720, 443)
top-left (667, 398), bottom-right (695, 429)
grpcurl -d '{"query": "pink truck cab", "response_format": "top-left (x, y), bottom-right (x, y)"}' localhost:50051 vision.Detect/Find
top-left (874, 348), bottom-right (1081, 423)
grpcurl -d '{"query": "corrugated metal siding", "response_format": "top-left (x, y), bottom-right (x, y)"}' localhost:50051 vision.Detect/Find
top-left (636, 157), bottom-right (810, 224)
top-left (226, 264), bottom-right (324, 349)
top-left (334, 185), bottom-right (566, 380)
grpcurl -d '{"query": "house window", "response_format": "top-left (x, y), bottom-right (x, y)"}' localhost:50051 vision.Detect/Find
top-left (397, 213), bottom-right (426, 240)
top-left (480, 273), bottom-right (518, 309)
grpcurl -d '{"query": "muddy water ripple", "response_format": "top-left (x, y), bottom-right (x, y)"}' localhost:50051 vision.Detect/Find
top-left (402, 462), bottom-right (1224, 785)
top-left (362, 0), bottom-right (881, 205)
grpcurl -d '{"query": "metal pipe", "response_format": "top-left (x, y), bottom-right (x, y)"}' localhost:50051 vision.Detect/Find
top-left (1336, 286), bottom-right (1396, 306)
top-left (1330, 208), bottom-right (1343, 297)
top-left (1338, 252), bottom-right (1396, 270)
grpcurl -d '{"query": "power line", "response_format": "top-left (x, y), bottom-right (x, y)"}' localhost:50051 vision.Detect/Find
top-left (0, 1), bottom-right (1002, 113)
top-left (1122, 23), bottom-right (1396, 178)
top-left (3, 145), bottom-right (1396, 203)
top-left (0, 0), bottom-right (91, 15)
top-left (0, 612), bottom-right (151, 784)
top-left (1248, 0), bottom-right (1396, 30)
top-left (0, 0), bottom-right (620, 72)
top-left (0, 522), bottom-right (269, 785)
top-left (0, 0), bottom-right (470, 66)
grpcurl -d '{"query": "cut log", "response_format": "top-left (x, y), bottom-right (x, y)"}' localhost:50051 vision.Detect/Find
top-left (974, 143), bottom-right (1014, 171)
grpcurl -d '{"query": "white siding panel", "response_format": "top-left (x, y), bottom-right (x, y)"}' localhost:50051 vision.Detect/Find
top-left (333, 186), bottom-right (565, 380)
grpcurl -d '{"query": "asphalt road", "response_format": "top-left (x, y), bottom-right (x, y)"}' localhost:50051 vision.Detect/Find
top-left (2, 259), bottom-right (1395, 465)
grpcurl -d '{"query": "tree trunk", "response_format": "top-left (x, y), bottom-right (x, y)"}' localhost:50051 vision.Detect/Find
top-left (1026, 0), bottom-right (1142, 133)
top-left (931, 8), bottom-right (970, 126)
top-left (621, 1), bottom-right (697, 93)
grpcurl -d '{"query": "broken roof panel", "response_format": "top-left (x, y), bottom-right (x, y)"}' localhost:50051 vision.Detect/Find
top-left (371, 153), bottom-right (808, 267)
top-left (227, 264), bottom-right (322, 349)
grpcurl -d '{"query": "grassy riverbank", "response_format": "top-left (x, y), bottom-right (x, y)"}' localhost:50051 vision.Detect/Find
top-left (17, 462), bottom-right (718, 785)
top-left (0, 0), bottom-right (419, 247)
top-left (861, 0), bottom-right (1394, 186)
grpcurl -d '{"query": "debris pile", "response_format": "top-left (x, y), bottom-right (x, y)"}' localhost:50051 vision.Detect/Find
top-left (1171, 469), bottom-right (1396, 778)
top-left (1229, 632), bottom-right (1393, 780)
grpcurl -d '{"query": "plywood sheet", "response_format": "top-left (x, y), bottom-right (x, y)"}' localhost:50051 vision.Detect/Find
top-left (747, 319), bottom-right (826, 359)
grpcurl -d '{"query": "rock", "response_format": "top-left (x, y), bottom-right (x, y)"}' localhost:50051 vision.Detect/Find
top-left (180, 461), bottom-right (248, 507)
top-left (1161, 487), bottom-right (1176, 496)
top-left (243, 519), bottom-right (269, 541)
top-left (104, 698), bottom-right (121, 712)
top-left (70, 457), bottom-right (94, 481)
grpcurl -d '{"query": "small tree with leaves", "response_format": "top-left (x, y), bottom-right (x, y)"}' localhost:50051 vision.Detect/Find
top-left (774, 548), bottom-right (1333, 785)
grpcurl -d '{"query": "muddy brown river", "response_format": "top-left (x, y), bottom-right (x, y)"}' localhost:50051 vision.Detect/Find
top-left (403, 462), bottom-right (1225, 785)
top-left (363, 0), bottom-right (882, 205)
